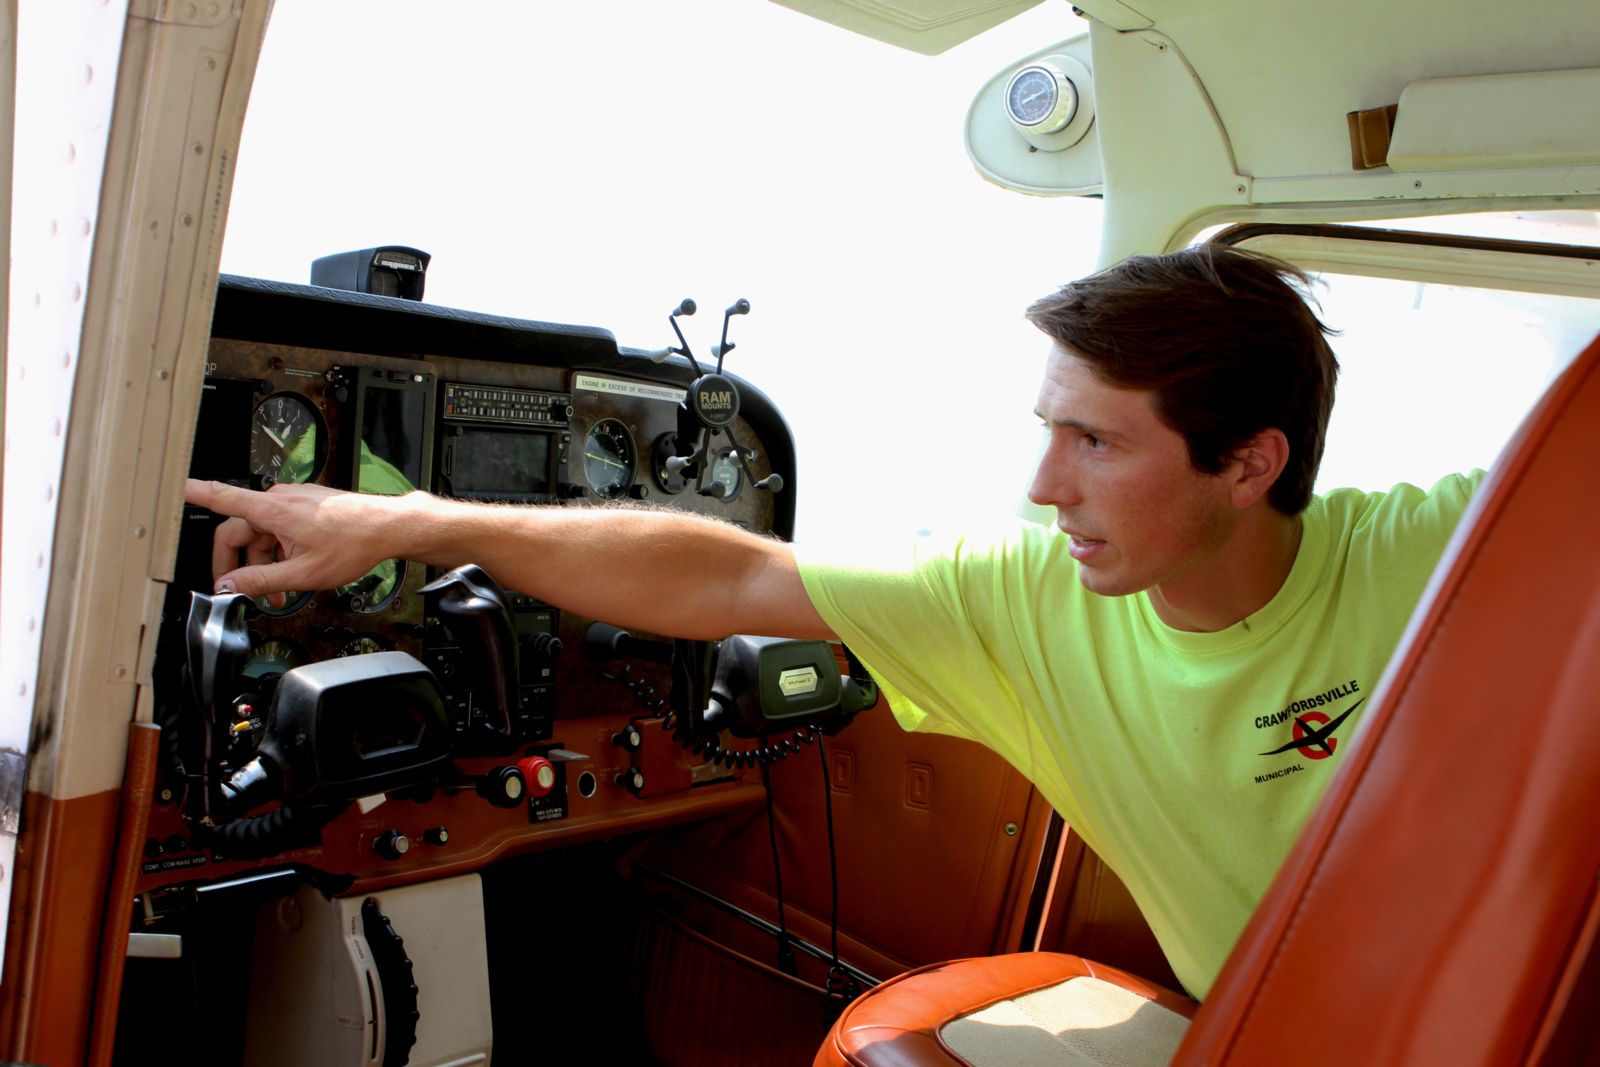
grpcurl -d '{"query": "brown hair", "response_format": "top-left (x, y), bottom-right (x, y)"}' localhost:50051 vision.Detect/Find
top-left (1025, 243), bottom-right (1339, 514)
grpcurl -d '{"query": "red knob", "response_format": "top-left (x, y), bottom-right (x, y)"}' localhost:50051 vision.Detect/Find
top-left (518, 756), bottom-right (558, 798)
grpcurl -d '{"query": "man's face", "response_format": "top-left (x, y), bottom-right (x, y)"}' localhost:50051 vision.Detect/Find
top-left (1029, 344), bottom-right (1240, 598)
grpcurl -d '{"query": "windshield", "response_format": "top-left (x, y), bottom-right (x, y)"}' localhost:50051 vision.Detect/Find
top-left (219, 1), bottom-right (1102, 539)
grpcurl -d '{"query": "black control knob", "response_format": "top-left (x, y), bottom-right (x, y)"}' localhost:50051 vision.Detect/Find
top-left (557, 482), bottom-right (588, 500)
top-left (421, 826), bottom-right (449, 846)
top-left (613, 723), bottom-right (643, 751)
top-left (627, 484), bottom-right (650, 500)
top-left (478, 766), bottom-right (527, 808)
top-left (530, 633), bottom-right (564, 658)
top-left (615, 768), bottom-right (646, 795)
top-left (374, 830), bottom-right (411, 861)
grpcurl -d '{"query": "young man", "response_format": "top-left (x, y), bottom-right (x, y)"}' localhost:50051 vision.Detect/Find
top-left (185, 244), bottom-right (1481, 999)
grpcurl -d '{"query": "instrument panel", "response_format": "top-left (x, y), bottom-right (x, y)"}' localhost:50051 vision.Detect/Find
top-left (143, 276), bottom-right (796, 900)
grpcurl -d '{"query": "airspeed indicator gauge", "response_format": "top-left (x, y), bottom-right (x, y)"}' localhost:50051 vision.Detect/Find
top-left (1004, 61), bottom-right (1078, 134)
top-left (250, 392), bottom-right (326, 488)
top-left (583, 418), bottom-right (636, 499)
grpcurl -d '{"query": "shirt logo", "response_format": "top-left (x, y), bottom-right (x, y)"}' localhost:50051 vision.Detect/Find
top-left (1258, 699), bottom-right (1364, 760)
top-left (1249, 680), bottom-right (1364, 785)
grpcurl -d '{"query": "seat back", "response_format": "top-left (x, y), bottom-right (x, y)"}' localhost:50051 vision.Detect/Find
top-left (1176, 332), bottom-right (1600, 1065)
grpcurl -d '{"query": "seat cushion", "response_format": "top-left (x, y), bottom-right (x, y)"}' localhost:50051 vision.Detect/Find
top-left (816, 953), bottom-right (1197, 1067)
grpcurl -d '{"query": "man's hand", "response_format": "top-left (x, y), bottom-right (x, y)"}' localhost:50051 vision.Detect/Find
top-left (184, 479), bottom-right (403, 599)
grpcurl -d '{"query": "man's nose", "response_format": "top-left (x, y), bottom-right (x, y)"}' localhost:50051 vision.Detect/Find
top-left (1028, 437), bottom-right (1080, 509)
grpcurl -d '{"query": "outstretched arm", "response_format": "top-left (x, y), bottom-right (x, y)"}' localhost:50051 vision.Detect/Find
top-left (184, 479), bottom-right (834, 642)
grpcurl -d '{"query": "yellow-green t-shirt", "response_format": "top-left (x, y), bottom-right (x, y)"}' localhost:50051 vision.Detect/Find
top-left (796, 472), bottom-right (1483, 999)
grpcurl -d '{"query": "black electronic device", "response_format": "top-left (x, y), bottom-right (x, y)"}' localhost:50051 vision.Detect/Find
top-left (700, 635), bottom-right (876, 739)
top-left (310, 245), bottom-right (431, 301)
top-left (223, 651), bottom-right (453, 808)
top-left (437, 382), bottom-right (572, 503)
top-left (344, 366), bottom-right (437, 494)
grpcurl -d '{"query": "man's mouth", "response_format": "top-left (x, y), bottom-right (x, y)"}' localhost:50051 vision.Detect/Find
top-left (1062, 529), bottom-right (1106, 561)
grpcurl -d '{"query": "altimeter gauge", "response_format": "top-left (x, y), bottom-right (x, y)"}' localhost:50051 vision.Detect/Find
top-left (250, 392), bottom-right (326, 488)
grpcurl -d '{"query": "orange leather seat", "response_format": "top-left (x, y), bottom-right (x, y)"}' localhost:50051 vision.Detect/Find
top-left (814, 952), bottom-right (1197, 1066)
top-left (1173, 336), bottom-right (1600, 1062)
top-left (820, 329), bottom-right (1600, 1067)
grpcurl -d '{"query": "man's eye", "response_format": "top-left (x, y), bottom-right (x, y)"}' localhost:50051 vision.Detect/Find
top-left (1083, 433), bottom-right (1103, 449)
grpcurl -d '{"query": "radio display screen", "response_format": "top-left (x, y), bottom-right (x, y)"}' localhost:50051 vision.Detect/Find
top-left (450, 427), bottom-right (552, 497)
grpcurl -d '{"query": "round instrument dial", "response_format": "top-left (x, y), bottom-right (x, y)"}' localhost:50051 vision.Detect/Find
top-left (583, 418), bottom-right (636, 499)
top-left (1004, 62), bottom-right (1078, 133)
top-left (337, 634), bottom-right (390, 658)
top-left (242, 636), bottom-right (308, 680)
top-left (254, 590), bottom-right (311, 617)
top-left (337, 559), bottom-right (405, 614)
top-left (250, 393), bottom-right (325, 488)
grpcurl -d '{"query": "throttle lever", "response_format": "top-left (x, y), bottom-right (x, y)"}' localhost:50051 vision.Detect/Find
top-left (422, 565), bottom-right (520, 741)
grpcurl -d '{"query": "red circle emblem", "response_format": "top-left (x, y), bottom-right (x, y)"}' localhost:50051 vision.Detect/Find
top-left (1294, 711), bottom-right (1337, 760)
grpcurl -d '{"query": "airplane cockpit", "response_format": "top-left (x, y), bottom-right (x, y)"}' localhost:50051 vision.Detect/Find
top-left (4, 2), bottom-right (1600, 1066)
top-left (126, 256), bottom-right (862, 1064)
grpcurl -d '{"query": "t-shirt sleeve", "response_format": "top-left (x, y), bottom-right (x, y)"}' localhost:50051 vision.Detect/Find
top-left (796, 524), bottom-right (1035, 742)
top-left (1348, 470), bottom-right (1486, 549)
top-left (1330, 470), bottom-right (1487, 623)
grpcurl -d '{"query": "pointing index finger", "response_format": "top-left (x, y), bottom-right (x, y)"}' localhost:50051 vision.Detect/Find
top-left (185, 477), bottom-right (225, 511)
top-left (185, 478), bottom-right (257, 520)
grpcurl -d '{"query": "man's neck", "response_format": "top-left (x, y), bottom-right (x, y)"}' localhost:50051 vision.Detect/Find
top-left (1147, 513), bottom-right (1305, 633)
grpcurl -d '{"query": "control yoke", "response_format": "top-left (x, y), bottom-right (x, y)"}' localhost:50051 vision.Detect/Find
top-left (185, 590), bottom-right (254, 726)
top-left (178, 567), bottom-right (523, 845)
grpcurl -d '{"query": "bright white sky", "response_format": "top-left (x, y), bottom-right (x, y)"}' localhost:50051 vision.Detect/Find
top-left (220, 1), bottom-right (1102, 539)
top-left (219, 3), bottom-right (1600, 538)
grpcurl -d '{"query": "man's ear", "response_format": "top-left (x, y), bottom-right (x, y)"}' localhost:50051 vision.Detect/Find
top-left (1229, 428), bottom-right (1291, 509)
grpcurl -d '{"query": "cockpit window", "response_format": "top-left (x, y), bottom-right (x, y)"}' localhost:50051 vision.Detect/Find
top-left (219, 4), bottom-right (1095, 541)
top-left (1221, 223), bottom-right (1600, 494)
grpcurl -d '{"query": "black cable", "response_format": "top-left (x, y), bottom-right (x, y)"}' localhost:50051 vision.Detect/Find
top-left (760, 761), bottom-right (798, 976)
top-left (817, 732), bottom-right (861, 1017)
top-left (190, 800), bottom-right (346, 860)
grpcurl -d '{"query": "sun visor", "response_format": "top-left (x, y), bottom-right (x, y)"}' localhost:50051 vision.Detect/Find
top-left (769, 0), bottom-right (1044, 55)
top-left (1387, 67), bottom-right (1600, 172)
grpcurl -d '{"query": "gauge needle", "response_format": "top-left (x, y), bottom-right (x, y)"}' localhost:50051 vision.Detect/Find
top-left (262, 425), bottom-right (287, 448)
top-left (585, 451), bottom-right (626, 469)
